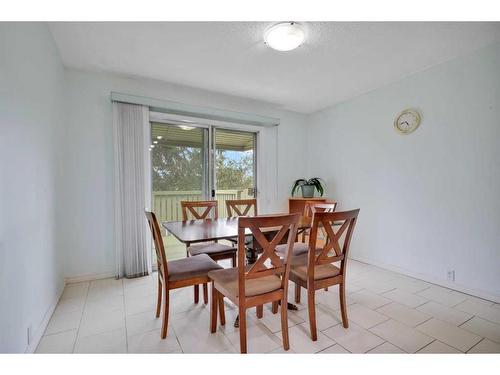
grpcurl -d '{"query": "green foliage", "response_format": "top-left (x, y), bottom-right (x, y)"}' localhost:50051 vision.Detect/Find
top-left (291, 177), bottom-right (325, 196)
top-left (151, 145), bottom-right (253, 191)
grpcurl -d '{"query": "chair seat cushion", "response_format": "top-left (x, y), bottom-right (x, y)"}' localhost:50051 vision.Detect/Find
top-left (291, 263), bottom-right (341, 281)
top-left (207, 267), bottom-right (282, 297)
top-left (168, 253), bottom-right (223, 282)
top-left (275, 242), bottom-right (309, 256)
top-left (187, 242), bottom-right (235, 256)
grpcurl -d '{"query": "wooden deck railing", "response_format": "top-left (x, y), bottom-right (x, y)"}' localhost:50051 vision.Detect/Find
top-left (152, 189), bottom-right (251, 223)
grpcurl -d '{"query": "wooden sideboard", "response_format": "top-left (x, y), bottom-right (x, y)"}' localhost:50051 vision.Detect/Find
top-left (288, 197), bottom-right (327, 214)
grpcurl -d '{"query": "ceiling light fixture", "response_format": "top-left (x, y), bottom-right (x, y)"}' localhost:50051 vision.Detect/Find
top-left (264, 22), bottom-right (304, 52)
top-left (157, 136), bottom-right (162, 139)
top-left (179, 125), bottom-right (196, 131)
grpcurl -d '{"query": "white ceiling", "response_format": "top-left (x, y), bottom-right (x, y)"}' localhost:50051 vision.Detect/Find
top-left (49, 22), bottom-right (500, 113)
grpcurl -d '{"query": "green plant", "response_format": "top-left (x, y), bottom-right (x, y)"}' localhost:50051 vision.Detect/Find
top-left (291, 177), bottom-right (324, 197)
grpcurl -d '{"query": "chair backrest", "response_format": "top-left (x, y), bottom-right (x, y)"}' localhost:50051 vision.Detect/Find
top-left (181, 200), bottom-right (218, 220)
top-left (307, 209), bottom-right (360, 280)
top-left (303, 200), bottom-right (337, 218)
top-left (237, 213), bottom-right (301, 301)
top-left (145, 211), bottom-right (168, 281)
top-left (226, 198), bottom-right (258, 217)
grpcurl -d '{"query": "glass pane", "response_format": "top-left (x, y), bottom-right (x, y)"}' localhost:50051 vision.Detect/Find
top-left (214, 128), bottom-right (256, 218)
top-left (150, 122), bottom-right (207, 261)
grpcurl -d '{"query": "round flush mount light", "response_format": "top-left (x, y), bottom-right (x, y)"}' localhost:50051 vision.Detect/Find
top-left (264, 22), bottom-right (304, 51)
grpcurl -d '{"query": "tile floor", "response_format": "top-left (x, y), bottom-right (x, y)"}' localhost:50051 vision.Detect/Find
top-left (36, 259), bottom-right (500, 354)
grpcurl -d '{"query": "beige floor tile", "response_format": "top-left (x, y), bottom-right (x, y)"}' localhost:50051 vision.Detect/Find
top-left (323, 323), bottom-right (384, 353)
top-left (367, 342), bottom-right (405, 353)
top-left (60, 283), bottom-right (89, 300)
top-left (53, 297), bottom-right (86, 315)
top-left (370, 319), bottom-right (433, 353)
top-left (417, 286), bottom-right (467, 307)
top-left (45, 310), bottom-right (82, 335)
top-left (416, 301), bottom-right (473, 326)
top-left (346, 303), bottom-right (389, 329)
top-left (350, 290), bottom-right (392, 310)
top-left (377, 302), bottom-right (431, 327)
top-left (226, 323), bottom-right (282, 353)
top-left (74, 329), bottom-right (127, 353)
top-left (128, 329), bottom-right (182, 353)
top-left (124, 293), bottom-right (158, 316)
top-left (386, 276), bottom-right (431, 294)
top-left (319, 344), bottom-right (350, 353)
top-left (295, 303), bottom-right (342, 331)
top-left (460, 316), bottom-right (500, 343)
top-left (383, 289), bottom-right (428, 308)
top-left (78, 307), bottom-right (125, 338)
top-left (84, 294), bottom-right (124, 314)
top-left (126, 309), bottom-right (163, 337)
top-left (36, 330), bottom-right (77, 353)
top-left (258, 309), bottom-right (304, 333)
top-left (417, 340), bottom-right (461, 353)
top-left (316, 289), bottom-right (355, 311)
top-left (467, 339), bottom-right (500, 353)
top-left (282, 323), bottom-right (336, 353)
top-left (352, 276), bottom-right (396, 294)
top-left (416, 318), bottom-right (481, 352)
top-left (454, 300), bottom-right (500, 324)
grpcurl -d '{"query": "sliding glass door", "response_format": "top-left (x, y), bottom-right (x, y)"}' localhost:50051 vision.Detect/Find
top-left (150, 122), bottom-right (208, 260)
top-left (212, 128), bottom-right (256, 217)
top-left (149, 121), bottom-right (257, 261)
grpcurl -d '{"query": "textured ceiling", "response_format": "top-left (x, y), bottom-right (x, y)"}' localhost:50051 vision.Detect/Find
top-left (49, 22), bottom-right (500, 113)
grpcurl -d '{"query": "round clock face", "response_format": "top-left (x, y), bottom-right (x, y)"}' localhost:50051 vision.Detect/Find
top-left (394, 109), bottom-right (421, 134)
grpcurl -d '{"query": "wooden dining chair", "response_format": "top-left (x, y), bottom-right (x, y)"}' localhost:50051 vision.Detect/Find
top-left (275, 201), bottom-right (337, 259)
top-left (226, 198), bottom-right (257, 249)
top-left (181, 200), bottom-right (237, 304)
top-left (226, 198), bottom-right (257, 217)
top-left (208, 213), bottom-right (300, 353)
top-left (145, 211), bottom-right (224, 339)
top-left (289, 209), bottom-right (360, 341)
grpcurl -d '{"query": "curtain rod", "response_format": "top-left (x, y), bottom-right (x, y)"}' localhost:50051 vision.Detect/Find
top-left (110, 92), bottom-right (280, 128)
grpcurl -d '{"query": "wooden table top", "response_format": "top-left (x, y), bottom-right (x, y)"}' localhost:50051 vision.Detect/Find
top-left (162, 216), bottom-right (311, 244)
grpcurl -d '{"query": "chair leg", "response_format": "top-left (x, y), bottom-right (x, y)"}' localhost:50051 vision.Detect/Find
top-left (203, 283), bottom-right (208, 304)
top-left (194, 285), bottom-right (199, 304)
top-left (160, 288), bottom-right (170, 339)
top-left (339, 282), bottom-right (349, 328)
top-left (210, 282), bottom-right (217, 333)
top-left (294, 283), bottom-right (301, 303)
top-left (238, 306), bottom-right (247, 354)
top-left (218, 291), bottom-right (226, 326)
top-left (280, 296), bottom-right (290, 351)
top-left (271, 301), bottom-right (278, 314)
top-left (156, 278), bottom-right (162, 318)
top-left (256, 304), bottom-right (263, 319)
top-left (231, 253), bottom-right (236, 267)
top-left (307, 289), bottom-right (318, 341)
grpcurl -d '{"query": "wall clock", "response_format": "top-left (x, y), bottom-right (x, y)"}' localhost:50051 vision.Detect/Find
top-left (394, 109), bottom-right (421, 134)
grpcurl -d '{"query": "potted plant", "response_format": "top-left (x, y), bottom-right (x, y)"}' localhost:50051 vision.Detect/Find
top-left (291, 177), bottom-right (325, 198)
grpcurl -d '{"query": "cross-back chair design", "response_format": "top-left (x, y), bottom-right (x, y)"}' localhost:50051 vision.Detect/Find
top-left (145, 211), bottom-right (223, 339)
top-left (180, 200), bottom-right (237, 304)
top-left (226, 198), bottom-right (258, 217)
top-left (275, 200), bottom-right (337, 259)
top-left (208, 213), bottom-right (301, 353)
top-left (301, 200), bottom-right (338, 242)
top-left (226, 198), bottom-right (258, 251)
top-left (289, 209), bottom-right (360, 341)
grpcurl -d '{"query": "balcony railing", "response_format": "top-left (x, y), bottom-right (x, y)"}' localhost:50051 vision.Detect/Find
top-left (152, 189), bottom-right (252, 223)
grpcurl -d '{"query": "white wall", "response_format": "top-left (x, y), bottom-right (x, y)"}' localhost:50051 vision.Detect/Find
top-left (306, 42), bottom-right (500, 301)
top-left (0, 23), bottom-right (66, 352)
top-left (62, 69), bottom-right (308, 279)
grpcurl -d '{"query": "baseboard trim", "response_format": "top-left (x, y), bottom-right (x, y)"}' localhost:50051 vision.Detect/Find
top-left (65, 272), bottom-right (116, 284)
top-left (25, 282), bottom-right (65, 353)
top-left (349, 255), bottom-right (500, 304)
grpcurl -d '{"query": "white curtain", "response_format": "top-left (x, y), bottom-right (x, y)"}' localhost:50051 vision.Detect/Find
top-left (113, 102), bottom-right (152, 278)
